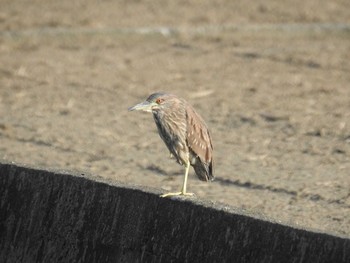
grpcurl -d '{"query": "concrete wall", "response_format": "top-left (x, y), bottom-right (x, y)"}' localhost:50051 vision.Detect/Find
top-left (0, 162), bottom-right (349, 263)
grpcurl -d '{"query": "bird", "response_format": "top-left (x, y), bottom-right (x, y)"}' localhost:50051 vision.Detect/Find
top-left (128, 92), bottom-right (214, 197)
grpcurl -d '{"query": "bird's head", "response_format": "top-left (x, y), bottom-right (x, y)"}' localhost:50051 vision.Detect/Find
top-left (128, 92), bottom-right (175, 113)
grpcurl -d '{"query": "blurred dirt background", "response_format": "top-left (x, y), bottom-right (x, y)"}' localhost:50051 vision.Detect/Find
top-left (1, 0), bottom-right (350, 236)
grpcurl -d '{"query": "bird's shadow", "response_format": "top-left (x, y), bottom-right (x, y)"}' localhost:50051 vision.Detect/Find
top-left (141, 164), bottom-right (182, 176)
top-left (214, 177), bottom-right (297, 196)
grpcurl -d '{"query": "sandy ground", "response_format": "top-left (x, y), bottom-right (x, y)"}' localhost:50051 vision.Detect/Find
top-left (1, 1), bottom-right (350, 236)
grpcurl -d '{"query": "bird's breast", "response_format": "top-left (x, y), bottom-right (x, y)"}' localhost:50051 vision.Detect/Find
top-left (152, 111), bottom-right (189, 164)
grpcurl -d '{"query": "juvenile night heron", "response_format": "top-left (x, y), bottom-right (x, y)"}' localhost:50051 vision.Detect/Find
top-left (129, 92), bottom-right (214, 197)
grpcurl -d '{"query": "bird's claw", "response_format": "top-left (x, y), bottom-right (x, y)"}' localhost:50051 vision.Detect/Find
top-left (160, 192), bottom-right (194, 198)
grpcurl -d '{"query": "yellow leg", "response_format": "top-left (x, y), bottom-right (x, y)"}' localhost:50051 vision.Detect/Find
top-left (160, 162), bottom-right (194, 197)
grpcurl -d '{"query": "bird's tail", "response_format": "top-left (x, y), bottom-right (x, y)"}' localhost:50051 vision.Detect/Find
top-left (192, 159), bottom-right (214, 182)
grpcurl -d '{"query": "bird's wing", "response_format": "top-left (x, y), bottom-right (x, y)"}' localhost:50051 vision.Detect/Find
top-left (186, 106), bottom-right (213, 165)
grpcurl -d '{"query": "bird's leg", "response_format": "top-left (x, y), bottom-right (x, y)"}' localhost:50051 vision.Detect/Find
top-left (160, 161), bottom-right (194, 197)
top-left (181, 161), bottom-right (191, 195)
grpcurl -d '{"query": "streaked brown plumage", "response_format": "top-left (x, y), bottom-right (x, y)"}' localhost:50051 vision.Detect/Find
top-left (129, 92), bottom-right (214, 197)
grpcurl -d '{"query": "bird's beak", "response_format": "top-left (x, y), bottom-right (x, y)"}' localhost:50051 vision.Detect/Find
top-left (128, 101), bottom-right (155, 112)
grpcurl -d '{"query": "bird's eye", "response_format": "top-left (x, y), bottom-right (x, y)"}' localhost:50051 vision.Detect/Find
top-left (156, 98), bottom-right (163, 104)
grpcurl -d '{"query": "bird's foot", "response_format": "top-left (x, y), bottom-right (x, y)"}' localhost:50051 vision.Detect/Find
top-left (160, 191), bottom-right (194, 198)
